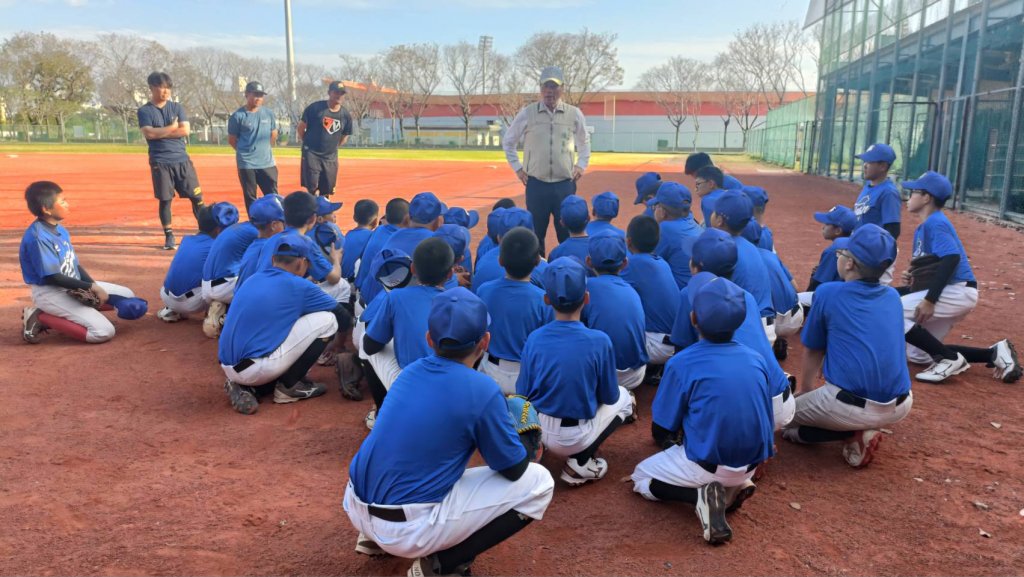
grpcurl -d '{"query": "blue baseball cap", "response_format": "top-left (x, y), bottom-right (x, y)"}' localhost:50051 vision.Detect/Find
top-left (723, 174), bottom-right (744, 190)
top-left (275, 234), bottom-right (316, 260)
top-left (646, 181), bottom-right (692, 210)
top-left (428, 287), bottom-right (489, 352)
top-left (856, 143), bottom-right (896, 164)
top-left (486, 208), bottom-right (507, 239)
top-left (689, 273), bottom-right (747, 335)
top-left (592, 191), bottom-right (619, 218)
top-left (542, 257), bottom-right (588, 308)
top-left (901, 170), bottom-right (953, 201)
top-left (833, 223), bottom-right (897, 270)
top-left (409, 192), bottom-right (443, 224)
top-left (813, 205), bottom-right (857, 233)
top-left (315, 196), bottom-right (343, 216)
top-left (249, 194), bottom-right (285, 225)
top-left (433, 224), bottom-right (470, 260)
top-left (560, 195), bottom-right (590, 229)
top-left (691, 228), bottom-right (738, 278)
top-left (498, 208), bottom-right (533, 237)
top-left (113, 296), bottom-right (148, 320)
top-left (741, 185), bottom-right (768, 208)
top-left (588, 231), bottom-right (627, 270)
top-left (313, 223), bottom-right (343, 250)
top-left (635, 172), bottom-right (662, 204)
top-left (740, 220), bottom-right (762, 244)
top-left (444, 207), bottom-right (480, 229)
top-left (712, 190), bottom-right (753, 230)
top-left (210, 202), bottom-right (240, 228)
top-left (373, 248), bottom-right (413, 290)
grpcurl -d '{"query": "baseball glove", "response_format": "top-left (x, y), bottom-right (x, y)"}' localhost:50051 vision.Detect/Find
top-left (66, 288), bottom-right (101, 308)
top-left (506, 394), bottom-right (544, 463)
top-left (906, 254), bottom-right (942, 293)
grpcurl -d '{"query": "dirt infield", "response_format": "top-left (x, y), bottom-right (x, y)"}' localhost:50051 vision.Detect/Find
top-left (1, 152), bottom-right (1022, 576)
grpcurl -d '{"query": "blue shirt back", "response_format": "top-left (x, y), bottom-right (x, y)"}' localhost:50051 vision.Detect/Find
top-left (227, 106), bottom-right (277, 169)
top-left (355, 224), bottom-right (399, 293)
top-left (583, 275), bottom-right (649, 370)
top-left (913, 211), bottom-right (975, 284)
top-left (855, 179), bottom-right (902, 227)
top-left (655, 217), bottom-right (702, 288)
top-left (471, 248), bottom-right (502, 293)
top-left (203, 222), bottom-right (258, 282)
top-left (760, 248), bottom-right (798, 314)
top-left (475, 235), bottom-right (497, 273)
top-left (219, 267), bottom-right (337, 365)
top-left (620, 252), bottom-right (678, 334)
top-left (235, 237), bottom-right (269, 289)
top-left (548, 236), bottom-right (591, 266)
top-left (700, 189), bottom-right (726, 226)
top-left (349, 355), bottom-right (525, 505)
top-left (477, 278), bottom-right (553, 361)
top-left (652, 340), bottom-right (774, 468)
top-left (164, 233), bottom-right (214, 295)
top-left (137, 101), bottom-right (189, 164)
top-left (365, 285), bottom-right (446, 368)
top-left (759, 226), bottom-right (775, 251)
top-left (516, 321), bottom-right (621, 419)
top-left (341, 227), bottom-right (374, 280)
top-left (801, 280), bottom-right (911, 402)
top-left (723, 174), bottom-right (743, 190)
top-left (20, 221), bottom-right (80, 285)
top-left (811, 241), bottom-right (844, 285)
top-left (255, 229), bottom-right (334, 283)
top-left (732, 236), bottom-right (774, 317)
top-left (585, 220), bottom-right (625, 238)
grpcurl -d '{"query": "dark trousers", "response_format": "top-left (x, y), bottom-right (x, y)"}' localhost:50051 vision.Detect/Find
top-left (239, 166), bottom-right (279, 213)
top-left (525, 177), bottom-right (575, 256)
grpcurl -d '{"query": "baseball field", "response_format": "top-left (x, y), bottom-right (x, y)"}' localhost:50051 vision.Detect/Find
top-left (1, 148), bottom-right (1022, 575)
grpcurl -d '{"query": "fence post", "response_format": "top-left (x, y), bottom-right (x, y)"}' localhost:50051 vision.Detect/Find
top-left (998, 61), bottom-right (1024, 218)
top-left (955, 0), bottom-right (992, 211)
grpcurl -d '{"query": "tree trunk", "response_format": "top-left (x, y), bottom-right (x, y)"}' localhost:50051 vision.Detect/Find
top-left (674, 124), bottom-right (680, 151)
top-left (58, 114), bottom-right (67, 143)
top-left (722, 119), bottom-right (730, 149)
top-left (123, 112), bottom-right (130, 144)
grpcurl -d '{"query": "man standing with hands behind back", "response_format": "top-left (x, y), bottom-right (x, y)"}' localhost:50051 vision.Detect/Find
top-left (503, 66), bottom-right (591, 255)
top-left (228, 81), bottom-right (279, 214)
top-left (297, 81), bottom-right (353, 197)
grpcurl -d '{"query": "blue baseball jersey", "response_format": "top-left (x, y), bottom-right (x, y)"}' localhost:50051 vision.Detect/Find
top-left (655, 217), bottom-right (702, 288)
top-left (234, 237), bottom-right (269, 289)
top-left (912, 211), bottom-right (975, 284)
top-left (700, 189), bottom-right (726, 226)
top-left (256, 229), bottom-right (335, 282)
top-left (759, 248), bottom-right (798, 314)
top-left (219, 267), bottom-right (337, 366)
top-left (620, 252), bottom-right (678, 334)
top-left (355, 224), bottom-right (399, 293)
top-left (227, 106), bottom-right (277, 169)
top-left (475, 235), bottom-right (497, 272)
top-left (652, 340), bottom-right (774, 468)
top-left (854, 178), bottom-right (902, 227)
top-left (20, 221), bottom-right (80, 285)
top-left (358, 289), bottom-right (387, 325)
top-left (477, 278), bottom-right (553, 361)
top-left (723, 174), bottom-right (743, 190)
top-left (341, 227), bottom-right (373, 280)
top-left (203, 222), bottom-right (258, 282)
top-left (516, 320), bottom-right (621, 420)
top-left (733, 236), bottom-right (775, 317)
top-left (349, 355), bottom-right (525, 505)
top-left (583, 275), bottom-right (649, 371)
top-left (307, 222), bottom-right (345, 251)
top-left (585, 220), bottom-right (625, 238)
top-left (365, 285), bottom-right (446, 368)
top-left (811, 240), bottom-right (844, 285)
top-left (163, 233), bottom-right (214, 295)
top-left (137, 101), bottom-right (190, 164)
top-left (548, 236), bottom-right (591, 266)
top-left (471, 249), bottom-right (502, 293)
top-left (802, 280), bottom-right (911, 403)
top-left (759, 226), bottom-right (775, 251)
top-left (381, 227), bottom-right (434, 259)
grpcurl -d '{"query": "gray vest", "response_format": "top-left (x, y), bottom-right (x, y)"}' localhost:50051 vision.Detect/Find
top-left (522, 101), bottom-right (579, 183)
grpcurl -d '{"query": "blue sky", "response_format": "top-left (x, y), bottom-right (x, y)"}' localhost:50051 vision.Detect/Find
top-left (0, 0), bottom-right (810, 88)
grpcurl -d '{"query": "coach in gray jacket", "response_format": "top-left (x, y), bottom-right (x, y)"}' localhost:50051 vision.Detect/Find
top-left (502, 66), bottom-right (591, 255)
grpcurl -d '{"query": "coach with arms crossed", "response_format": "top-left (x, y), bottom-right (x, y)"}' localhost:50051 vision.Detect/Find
top-left (503, 66), bottom-right (591, 255)
top-left (297, 81), bottom-right (353, 197)
top-left (229, 81), bottom-right (278, 214)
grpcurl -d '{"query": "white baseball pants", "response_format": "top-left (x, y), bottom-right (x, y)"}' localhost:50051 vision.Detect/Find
top-left (31, 282), bottom-right (135, 343)
top-left (902, 283), bottom-right (978, 364)
top-left (538, 387), bottom-right (633, 459)
top-left (160, 286), bottom-right (207, 316)
top-left (202, 277), bottom-right (237, 304)
top-left (479, 354), bottom-right (521, 395)
top-left (631, 443), bottom-right (756, 500)
top-left (787, 382), bottom-right (912, 432)
top-left (221, 311), bottom-right (338, 387)
top-left (645, 332), bottom-right (675, 365)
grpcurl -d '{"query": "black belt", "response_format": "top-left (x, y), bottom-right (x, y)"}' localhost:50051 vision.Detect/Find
top-left (765, 316), bottom-right (775, 325)
top-left (966, 281), bottom-right (978, 289)
top-left (662, 335), bottom-right (673, 346)
top-left (233, 358), bottom-right (255, 373)
top-left (698, 461), bottom-right (759, 474)
top-left (184, 290), bottom-right (196, 299)
top-left (836, 388), bottom-right (909, 409)
top-left (210, 277), bottom-right (229, 287)
top-left (561, 417), bottom-right (580, 428)
top-left (783, 388), bottom-right (791, 402)
top-left (486, 355), bottom-right (511, 366)
top-left (368, 505), bottom-right (406, 522)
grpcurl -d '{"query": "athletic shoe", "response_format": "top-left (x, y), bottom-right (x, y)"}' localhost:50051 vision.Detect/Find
top-left (990, 340), bottom-right (1021, 383)
top-left (773, 337), bottom-right (788, 361)
top-left (163, 232), bottom-right (176, 251)
top-left (915, 353), bottom-right (969, 383)
top-left (354, 532), bottom-right (389, 557)
top-left (203, 301), bottom-right (227, 339)
top-left (316, 349), bottom-right (337, 366)
top-left (407, 555), bottom-right (470, 577)
top-left (336, 352), bottom-right (364, 401)
top-left (273, 380), bottom-right (327, 404)
top-left (842, 429), bottom-right (882, 468)
top-left (224, 379), bottom-right (258, 415)
top-left (560, 456), bottom-right (608, 486)
top-left (365, 409), bottom-right (377, 430)
top-left (695, 481), bottom-right (732, 545)
top-left (157, 307), bottom-right (182, 323)
top-left (781, 427), bottom-right (806, 444)
top-left (624, 391), bottom-right (638, 424)
top-left (22, 306), bottom-right (46, 344)
top-left (725, 480), bottom-right (756, 513)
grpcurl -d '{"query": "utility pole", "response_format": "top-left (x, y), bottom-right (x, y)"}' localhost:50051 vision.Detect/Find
top-left (284, 0), bottom-right (298, 143)
top-left (478, 35), bottom-right (493, 95)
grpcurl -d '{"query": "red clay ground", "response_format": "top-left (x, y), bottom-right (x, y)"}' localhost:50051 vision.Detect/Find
top-left (1, 152), bottom-right (1022, 576)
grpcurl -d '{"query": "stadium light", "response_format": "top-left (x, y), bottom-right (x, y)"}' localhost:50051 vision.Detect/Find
top-left (479, 35), bottom-right (493, 96)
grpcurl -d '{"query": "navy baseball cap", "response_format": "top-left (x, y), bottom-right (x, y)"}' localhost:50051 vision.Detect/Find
top-left (444, 207), bottom-right (480, 229)
top-left (409, 192), bottom-right (443, 224)
top-left (373, 248), bottom-right (413, 290)
top-left (588, 231), bottom-right (627, 270)
top-left (646, 181), bottom-right (692, 210)
top-left (901, 170), bottom-right (953, 201)
top-left (543, 257), bottom-right (588, 308)
top-left (244, 81), bottom-right (266, 95)
top-left (428, 287), bottom-right (489, 352)
top-left (498, 208), bottom-right (533, 237)
top-left (712, 190), bottom-right (753, 230)
top-left (689, 273), bottom-right (747, 335)
top-left (249, 194), bottom-right (285, 225)
top-left (856, 143), bottom-right (896, 164)
top-left (328, 80), bottom-right (347, 94)
top-left (691, 228), bottom-right (738, 278)
top-left (740, 220), bottom-right (762, 245)
top-left (833, 223), bottom-right (897, 270)
top-left (433, 224), bottom-right (470, 260)
top-left (723, 174), bottom-right (743, 190)
top-left (813, 205), bottom-right (857, 233)
top-left (275, 234), bottom-right (316, 260)
top-left (314, 223), bottom-right (343, 249)
top-left (211, 202), bottom-right (240, 228)
top-left (635, 172), bottom-right (662, 204)
top-left (741, 185), bottom-right (768, 208)
top-left (315, 196), bottom-right (343, 216)
top-left (560, 195), bottom-right (589, 229)
top-left (592, 191), bottom-right (619, 218)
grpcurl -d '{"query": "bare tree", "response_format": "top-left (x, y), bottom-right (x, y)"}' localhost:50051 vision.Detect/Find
top-left (337, 54), bottom-right (385, 144)
top-left (383, 43), bottom-right (441, 142)
top-left (91, 34), bottom-right (173, 143)
top-left (515, 29), bottom-right (623, 106)
top-left (488, 53), bottom-right (530, 127)
top-left (726, 21), bottom-right (814, 111)
top-left (636, 57), bottom-right (708, 151)
top-left (711, 54), bottom-right (736, 150)
top-left (442, 42), bottom-right (485, 146)
top-left (714, 53), bottom-right (764, 148)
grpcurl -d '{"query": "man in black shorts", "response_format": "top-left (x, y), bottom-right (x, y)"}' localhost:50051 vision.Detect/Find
top-left (137, 71), bottom-right (205, 250)
top-left (297, 81), bottom-right (353, 197)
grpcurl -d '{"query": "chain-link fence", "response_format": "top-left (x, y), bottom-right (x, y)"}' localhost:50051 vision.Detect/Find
top-left (747, 96), bottom-right (816, 170)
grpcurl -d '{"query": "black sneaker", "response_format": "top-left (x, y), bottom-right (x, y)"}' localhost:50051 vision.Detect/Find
top-left (695, 481), bottom-right (732, 545)
top-left (773, 337), bottom-right (788, 361)
top-left (224, 379), bottom-right (258, 415)
top-left (163, 231), bottom-right (176, 251)
top-left (273, 380), bottom-right (327, 404)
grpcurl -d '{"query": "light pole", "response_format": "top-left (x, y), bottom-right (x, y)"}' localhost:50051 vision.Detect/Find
top-left (478, 35), bottom-right (493, 96)
top-left (284, 0), bottom-right (297, 143)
